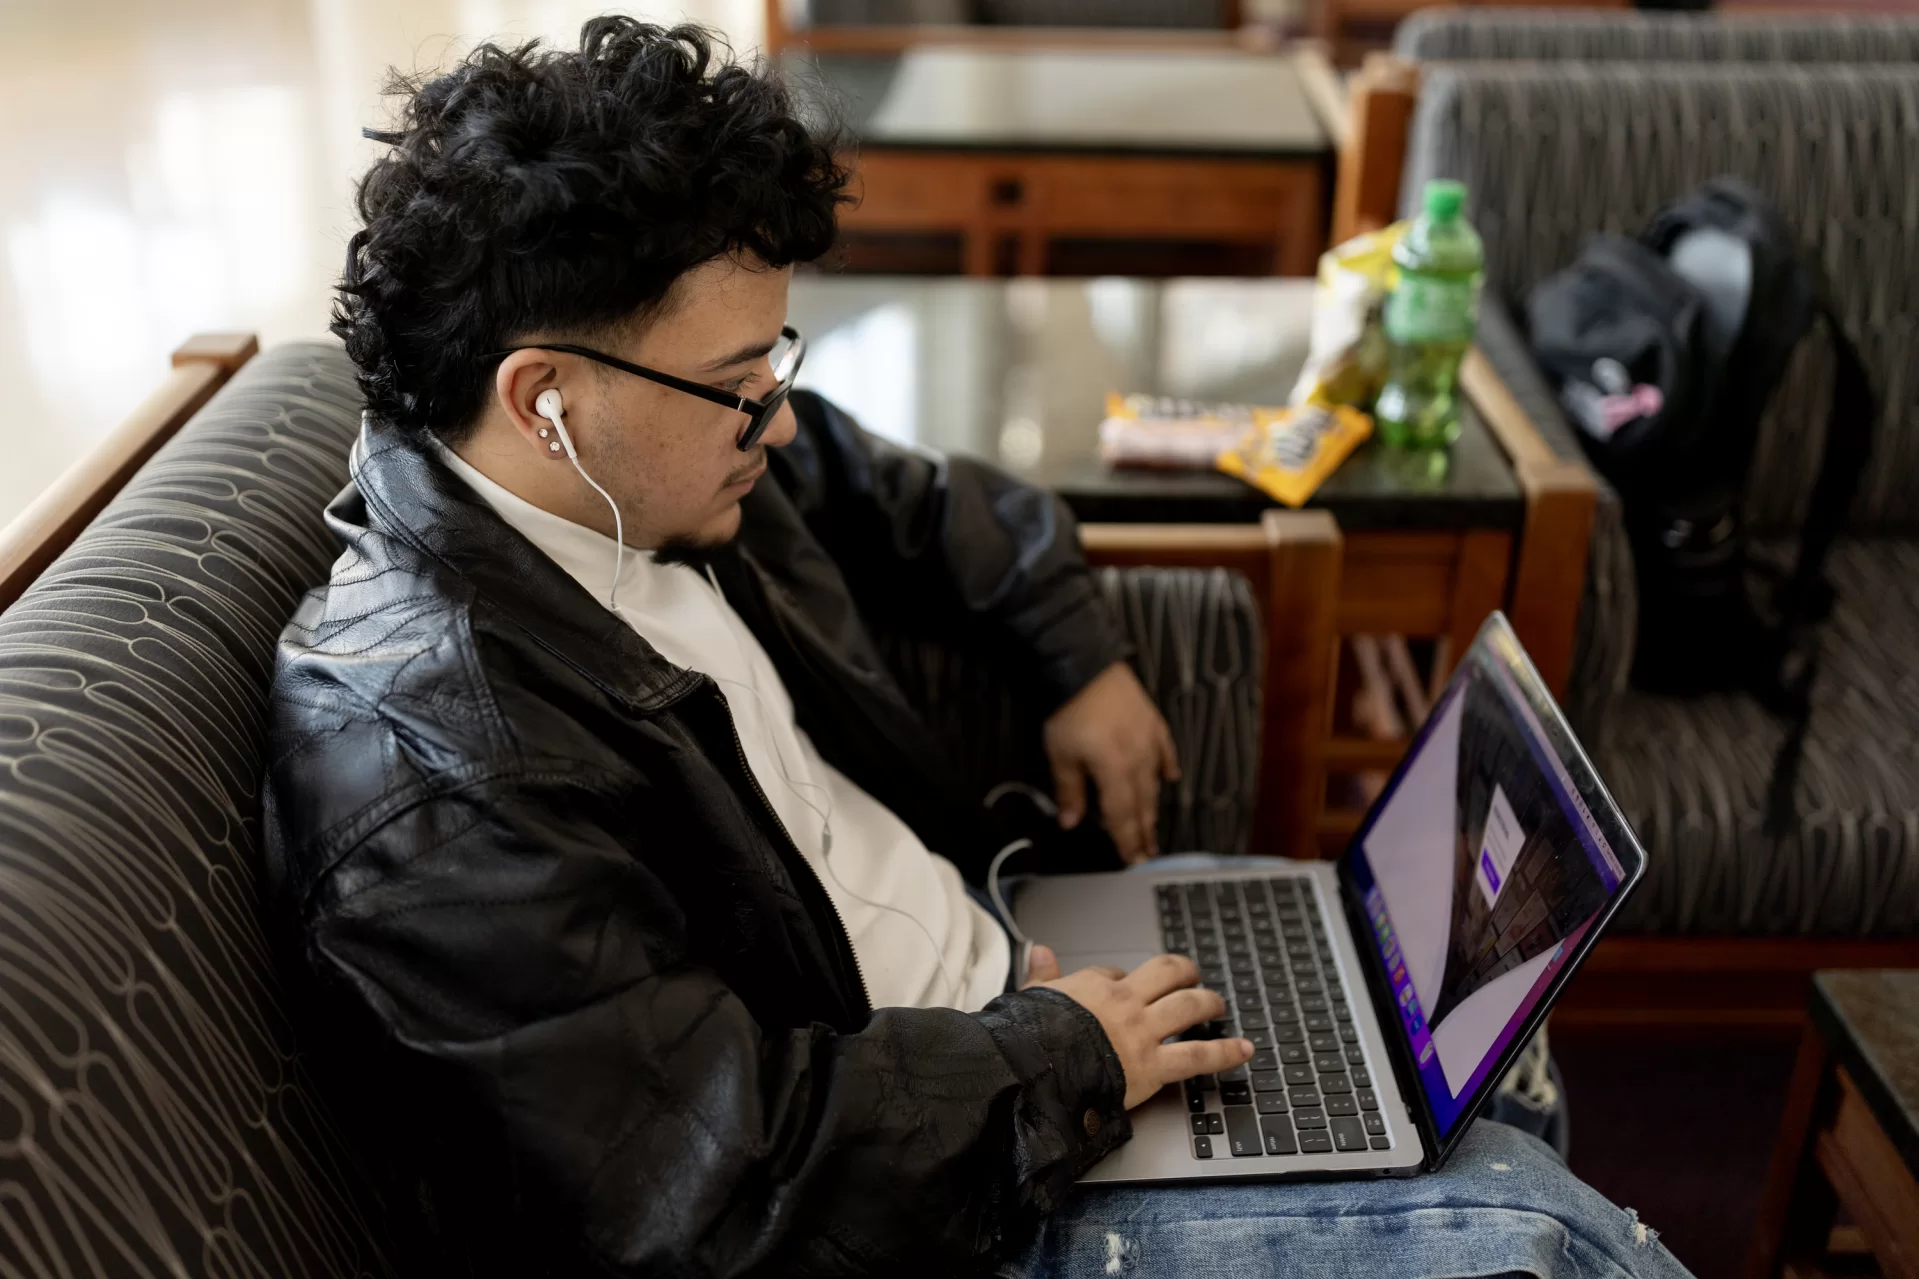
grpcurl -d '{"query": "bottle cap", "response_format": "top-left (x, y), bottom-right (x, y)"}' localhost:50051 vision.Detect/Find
top-left (1424, 180), bottom-right (1466, 221)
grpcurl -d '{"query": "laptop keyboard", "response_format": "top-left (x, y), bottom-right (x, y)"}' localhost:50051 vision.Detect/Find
top-left (1158, 877), bottom-right (1392, 1160)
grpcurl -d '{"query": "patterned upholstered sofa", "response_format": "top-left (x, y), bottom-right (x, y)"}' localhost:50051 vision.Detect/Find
top-left (0, 339), bottom-right (1264, 1274)
top-left (1390, 13), bottom-right (1919, 941)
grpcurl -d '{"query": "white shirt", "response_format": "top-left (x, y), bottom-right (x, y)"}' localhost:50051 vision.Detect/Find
top-left (435, 445), bottom-right (1011, 1012)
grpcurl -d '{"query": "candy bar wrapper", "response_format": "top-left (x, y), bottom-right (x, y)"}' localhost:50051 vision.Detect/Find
top-left (1097, 392), bottom-right (1261, 469)
top-left (1216, 403), bottom-right (1374, 508)
top-left (1290, 221), bottom-right (1407, 411)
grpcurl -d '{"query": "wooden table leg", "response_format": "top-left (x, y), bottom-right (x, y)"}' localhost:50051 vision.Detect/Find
top-left (1747, 1025), bottom-right (1840, 1279)
top-left (1255, 509), bottom-right (1342, 858)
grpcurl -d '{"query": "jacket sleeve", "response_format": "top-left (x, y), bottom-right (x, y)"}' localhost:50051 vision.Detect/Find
top-left (305, 767), bottom-right (1132, 1276)
top-left (772, 390), bottom-right (1127, 709)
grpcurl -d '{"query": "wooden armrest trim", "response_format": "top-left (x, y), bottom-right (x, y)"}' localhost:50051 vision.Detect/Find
top-left (0, 333), bottom-right (259, 614)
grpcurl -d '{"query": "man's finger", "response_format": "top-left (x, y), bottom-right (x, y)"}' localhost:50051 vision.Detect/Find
top-left (1134, 757), bottom-right (1160, 859)
top-left (1021, 943), bottom-right (1061, 988)
top-left (1096, 768), bottom-right (1144, 863)
top-left (1146, 986), bottom-right (1225, 1038)
top-left (1122, 952), bottom-right (1200, 1003)
top-left (1154, 1037), bottom-right (1255, 1083)
top-left (1050, 758), bottom-right (1087, 830)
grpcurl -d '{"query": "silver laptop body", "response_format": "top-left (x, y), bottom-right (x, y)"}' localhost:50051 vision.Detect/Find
top-left (1008, 613), bottom-right (1647, 1184)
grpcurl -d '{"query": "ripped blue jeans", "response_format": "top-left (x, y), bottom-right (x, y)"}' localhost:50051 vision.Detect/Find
top-left (1001, 1120), bottom-right (1687, 1279)
top-left (993, 856), bottom-right (1691, 1278)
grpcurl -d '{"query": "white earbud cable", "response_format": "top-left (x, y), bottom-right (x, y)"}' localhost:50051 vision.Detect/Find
top-left (701, 567), bottom-right (966, 1007)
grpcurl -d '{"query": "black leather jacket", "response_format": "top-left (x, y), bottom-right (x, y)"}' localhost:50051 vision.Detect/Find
top-left (263, 392), bottom-right (1134, 1277)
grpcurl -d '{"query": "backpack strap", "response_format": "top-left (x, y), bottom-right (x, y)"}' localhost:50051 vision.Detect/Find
top-left (1759, 302), bottom-right (1874, 834)
top-left (1782, 302), bottom-right (1875, 626)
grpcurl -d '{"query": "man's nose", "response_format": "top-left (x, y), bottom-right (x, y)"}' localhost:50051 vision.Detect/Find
top-left (761, 399), bottom-right (799, 449)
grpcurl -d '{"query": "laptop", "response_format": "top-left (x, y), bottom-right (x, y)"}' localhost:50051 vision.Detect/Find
top-left (1009, 612), bottom-right (1647, 1181)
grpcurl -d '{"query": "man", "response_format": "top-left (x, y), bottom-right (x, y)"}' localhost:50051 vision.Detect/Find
top-left (267, 19), bottom-right (1690, 1277)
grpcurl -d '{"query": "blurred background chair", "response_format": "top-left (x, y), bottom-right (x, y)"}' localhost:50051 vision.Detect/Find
top-left (0, 337), bottom-right (1270, 1276)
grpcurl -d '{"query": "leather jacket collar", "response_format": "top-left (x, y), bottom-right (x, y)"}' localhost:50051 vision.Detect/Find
top-left (346, 412), bottom-right (700, 712)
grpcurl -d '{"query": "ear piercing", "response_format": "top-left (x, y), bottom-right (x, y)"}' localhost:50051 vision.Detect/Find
top-left (537, 426), bottom-right (560, 454)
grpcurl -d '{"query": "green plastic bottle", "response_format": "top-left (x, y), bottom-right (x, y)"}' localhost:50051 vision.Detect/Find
top-left (1374, 180), bottom-right (1484, 448)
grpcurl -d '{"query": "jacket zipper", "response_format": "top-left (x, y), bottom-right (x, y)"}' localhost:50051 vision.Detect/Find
top-left (714, 687), bottom-right (873, 1018)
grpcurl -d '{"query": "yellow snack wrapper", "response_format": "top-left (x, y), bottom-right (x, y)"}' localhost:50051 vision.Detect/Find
top-left (1216, 403), bottom-right (1374, 508)
top-left (1290, 221), bottom-right (1409, 411)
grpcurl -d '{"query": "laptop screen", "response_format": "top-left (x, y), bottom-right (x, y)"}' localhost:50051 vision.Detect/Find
top-left (1341, 625), bottom-right (1631, 1141)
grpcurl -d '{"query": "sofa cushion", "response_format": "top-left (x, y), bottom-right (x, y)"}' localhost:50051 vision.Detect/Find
top-left (1604, 538), bottom-right (1919, 936)
top-left (0, 341), bottom-right (390, 1276)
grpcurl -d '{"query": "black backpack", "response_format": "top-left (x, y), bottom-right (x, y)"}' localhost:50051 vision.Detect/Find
top-left (1525, 178), bottom-right (1874, 826)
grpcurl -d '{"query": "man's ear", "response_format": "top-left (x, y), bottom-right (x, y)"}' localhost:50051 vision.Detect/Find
top-left (494, 351), bottom-right (571, 461)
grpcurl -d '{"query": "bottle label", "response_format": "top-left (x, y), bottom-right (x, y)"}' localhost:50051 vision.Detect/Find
top-left (1385, 271), bottom-right (1481, 345)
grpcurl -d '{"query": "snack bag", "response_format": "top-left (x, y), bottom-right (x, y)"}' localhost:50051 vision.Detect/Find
top-left (1097, 392), bottom-right (1261, 469)
top-left (1216, 402), bottom-right (1373, 508)
top-left (1290, 222), bottom-right (1408, 410)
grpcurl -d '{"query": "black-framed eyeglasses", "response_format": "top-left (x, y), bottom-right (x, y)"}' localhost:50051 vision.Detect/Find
top-left (482, 325), bottom-right (805, 451)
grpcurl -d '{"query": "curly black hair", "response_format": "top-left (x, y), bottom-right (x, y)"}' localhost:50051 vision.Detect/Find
top-left (333, 19), bottom-right (849, 442)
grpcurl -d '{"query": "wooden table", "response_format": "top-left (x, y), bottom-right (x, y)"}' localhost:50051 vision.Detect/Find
top-left (787, 275), bottom-right (1593, 857)
top-left (1749, 970), bottom-right (1919, 1278)
top-left (793, 49), bottom-right (1332, 276)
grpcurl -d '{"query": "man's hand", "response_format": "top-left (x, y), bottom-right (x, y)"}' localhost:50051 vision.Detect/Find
top-left (1043, 662), bottom-right (1179, 864)
top-left (1038, 953), bottom-right (1251, 1110)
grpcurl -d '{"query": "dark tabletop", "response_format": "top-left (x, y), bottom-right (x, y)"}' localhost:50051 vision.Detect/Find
top-left (791, 49), bottom-right (1329, 159)
top-left (1812, 970), bottom-right (1919, 1175)
top-left (787, 276), bottom-right (1523, 531)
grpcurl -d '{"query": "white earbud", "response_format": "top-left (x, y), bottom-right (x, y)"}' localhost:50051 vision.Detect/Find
top-left (534, 386), bottom-right (623, 611)
top-left (535, 389), bottom-right (577, 459)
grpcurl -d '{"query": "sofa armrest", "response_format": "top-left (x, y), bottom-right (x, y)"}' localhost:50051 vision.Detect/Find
top-left (876, 565), bottom-right (1263, 857)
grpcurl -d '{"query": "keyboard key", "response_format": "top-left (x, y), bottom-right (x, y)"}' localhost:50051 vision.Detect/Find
top-left (1207, 1114), bottom-right (1225, 1134)
top-left (1330, 1116), bottom-right (1367, 1152)
top-left (1280, 1043), bottom-right (1310, 1065)
top-left (1333, 1003), bottom-right (1352, 1022)
top-left (1338, 1025), bottom-right (1359, 1044)
top-left (1298, 1131), bottom-right (1333, 1154)
top-left (1193, 1135), bottom-right (1213, 1159)
top-left (1235, 991), bottom-right (1264, 1011)
top-left (1185, 1083), bottom-right (1206, 1113)
top-left (1353, 1067), bottom-right (1372, 1087)
top-left (1314, 1055), bottom-right (1346, 1074)
top-left (1283, 1064), bottom-right (1314, 1086)
top-left (1221, 1082), bottom-right (1252, 1105)
top-left (1275, 1024), bottom-right (1306, 1044)
top-left (1239, 1012), bottom-right (1270, 1031)
top-left (1357, 1089), bottom-right (1379, 1111)
top-left (1250, 1049), bottom-right (1278, 1071)
top-left (1190, 1114), bottom-right (1208, 1135)
top-left (1309, 1032), bottom-right (1339, 1054)
top-left (1288, 1087), bottom-right (1320, 1108)
top-left (1363, 1113), bottom-right (1386, 1137)
top-left (1262, 1115), bottom-right (1298, 1155)
top-left (1219, 1065), bottom-right (1248, 1083)
top-left (1246, 1028), bottom-right (1273, 1048)
top-left (1163, 931), bottom-right (1188, 950)
top-left (1225, 1105), bottom-right (1264, 1157)
top-left (1295, 976), bottom-right (1323, 994)
top-left (1325, 1095), bottom-right (1359, 1117)
top-left (1228, 956), bottom-right (1256, 975)
top-left (1305, 1014), bottom-right (1333, 1033)
top-left (1255, 1093), bottom-right (1288, 1115)
top-left (1320, 1074), bottom-right (1353, 1095)
top-left (1292, 1108), bottom-right (1327, 1131)
top-left (1300, 997), bottom-right (1329, 1014)
top-left (1251, 1071), bottom-right (1286, 1093)
top-left (1345, 1046), bottom-right (1366, 1065)
top-left (1369, 1136), bottom-right (1392, 1150)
